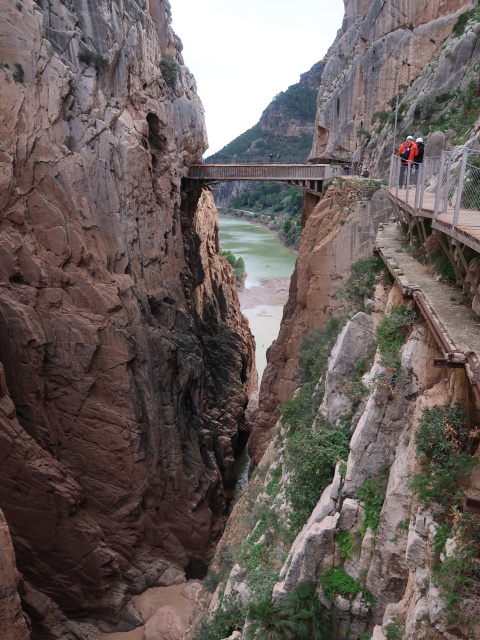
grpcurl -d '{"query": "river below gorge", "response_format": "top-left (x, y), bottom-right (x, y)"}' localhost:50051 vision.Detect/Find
top-left (218, 214), bottom-right (297, 380)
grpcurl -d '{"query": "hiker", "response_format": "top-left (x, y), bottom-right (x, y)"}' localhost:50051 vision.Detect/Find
top-left (414, 137), bottom-right (425, 183)
top-left (269, 153), bottom-right (274, 163)
top-left (362, 167), bottom-right (370, 178)
top-left (398, 135), bottom-right (418, 187)
top-left (343, 164), bottom-right (351, 175)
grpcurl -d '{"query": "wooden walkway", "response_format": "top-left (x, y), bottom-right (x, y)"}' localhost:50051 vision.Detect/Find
top-left (388, 187), bottom-right (480, 254)
top-left (376, 222), bottom-right (480, 403)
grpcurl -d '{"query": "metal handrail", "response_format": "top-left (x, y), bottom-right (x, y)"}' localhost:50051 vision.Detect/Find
top-left (389, 147), bottom-right (480, 253)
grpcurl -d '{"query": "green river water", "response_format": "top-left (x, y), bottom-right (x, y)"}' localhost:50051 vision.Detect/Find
top-left (218, 214), bottom-right (297, 379)
top-left (218, 214), bottom-right (297, 289)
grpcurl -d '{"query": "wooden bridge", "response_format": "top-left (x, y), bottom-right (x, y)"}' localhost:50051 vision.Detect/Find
top-left (183, 163), bottom-right (340, 197)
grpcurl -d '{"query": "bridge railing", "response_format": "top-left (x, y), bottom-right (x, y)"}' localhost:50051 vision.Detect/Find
top-left (189, 164), bottom-right (335, 181)
top-left (203, 155), bottom-right (343, 165)
top-left (389, 147), bottom-right (480, 245)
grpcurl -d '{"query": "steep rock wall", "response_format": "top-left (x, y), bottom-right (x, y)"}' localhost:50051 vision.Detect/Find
top-left (0, 0), bottom-right (255, 632)
top-left (311, 0), bottom-right (471, 167)
top-left (0, 508), bottom-right (30, 640)
top-left (249, 179), bottom-right (390, 464)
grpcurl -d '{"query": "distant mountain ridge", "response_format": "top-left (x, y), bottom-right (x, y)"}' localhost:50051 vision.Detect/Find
top-left (208, 61), bottom-right (323, 234)
top-left (207, 60), bottom-right (323, 164)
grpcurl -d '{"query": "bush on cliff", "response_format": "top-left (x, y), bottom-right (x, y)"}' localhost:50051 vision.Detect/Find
top-left (375, 305), bottom-right (416, 371)
top-left (337, 256), bottom-right (385, 307)
top-left (160, 53), bottom-right (178, 89)
top-left (281, 317), bottom-right (350, 529)
top-left (78, 50), bottom-right (109, 70)
top-left (409, 401), bottom-right (480, 628)
top-left (246, 582), bottom-right (332, 640)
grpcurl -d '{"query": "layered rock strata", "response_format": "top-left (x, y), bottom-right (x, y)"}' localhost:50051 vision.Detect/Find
top-left (0, 0), bottom-right (254, 633)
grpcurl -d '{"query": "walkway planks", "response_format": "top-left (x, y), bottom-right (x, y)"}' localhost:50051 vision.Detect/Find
top-left (388, 188), bottom-right (480, 254)
top-left (376, 222), bottom-right (480, 397)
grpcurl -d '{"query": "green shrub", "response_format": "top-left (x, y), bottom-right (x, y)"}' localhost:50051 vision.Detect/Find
top-left (284, 415), bottom-right (350, 529)
top-left (338, 256), bottom-right (384, 306)
top-left (283, 582), bottom-right (333, 640)
top-left (297, 317), bottom-right (347, 383)
top-left (320, 565), bottom-right (360, 600)
top-left (433, 523), bottom-right (451, 557)
top-left (78, 50), bottom-right (109, 70)
top-left (384, 622), bottom-right (405, 640)
top-left (245, 596), bottom-right (298, 640)
top-left (431, 250), bottom-right (456, 282)
top-left (203, 545), bottom-right (235, 592)
top-left (409, 402), bottom-right (477, 509)
top-left (356, 474), bottom-right (387, 536)
top-left (375, 305), bottom-right (416, 371)
top-left (453, 8), bottom-right (474, 36)
top-left (160, 53), bottom-right (178, 89)
top-left (191, 595), bottom-right (244, 640)
top-left (335, 530), bottom-right (355, 561)
top-left (266, 466), bottom-right (282, 498)
top-left (222, 249), bottom-right (246, 283)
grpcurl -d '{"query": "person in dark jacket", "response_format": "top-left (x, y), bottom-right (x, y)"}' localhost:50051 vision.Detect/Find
top-left (414, 137), bottom-right (425, 183)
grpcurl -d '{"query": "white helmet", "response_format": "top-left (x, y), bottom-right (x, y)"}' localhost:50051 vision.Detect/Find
top-left (406, 136), bottom-right (414, 141)
top-left (416, 137), bottom-right (423, 143)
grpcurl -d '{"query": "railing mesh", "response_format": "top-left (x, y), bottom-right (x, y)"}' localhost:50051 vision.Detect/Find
top-left (389, 148), bottom-right (480, 250)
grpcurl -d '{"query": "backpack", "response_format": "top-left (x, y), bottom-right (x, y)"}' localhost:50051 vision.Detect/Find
top-left (400, 144), bottom-right (412, 161)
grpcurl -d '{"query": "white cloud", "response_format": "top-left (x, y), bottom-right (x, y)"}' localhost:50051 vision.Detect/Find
top-left (170, 0), bottom-right (345, 155)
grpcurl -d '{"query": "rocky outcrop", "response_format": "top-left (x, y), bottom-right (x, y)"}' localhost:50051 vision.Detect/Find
top-left (249, 179), bottom-right (390, 463)
top-left (0, 0), bottom-right (254, 632)
top-left (277, 285), bottom-right (476, 639)
top-left (311, 0), bottom-right (472, 169)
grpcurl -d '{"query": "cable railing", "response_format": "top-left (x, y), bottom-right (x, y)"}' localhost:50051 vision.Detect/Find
top-left (388, 147), bottom-right (480, 251)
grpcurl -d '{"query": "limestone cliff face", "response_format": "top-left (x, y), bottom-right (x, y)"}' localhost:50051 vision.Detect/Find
top-left (311, 0), bottom-right (471, 167)
top-left (0, 0), bottom-right (254, 633)
top-left (249, 180), bottom-right (390, 464)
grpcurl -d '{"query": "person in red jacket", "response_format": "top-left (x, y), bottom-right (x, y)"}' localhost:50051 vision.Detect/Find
top-left (398, 136), bottom-right (418, 187)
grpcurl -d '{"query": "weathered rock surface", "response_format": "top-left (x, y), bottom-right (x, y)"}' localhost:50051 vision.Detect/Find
top-left (320, 311), bottom-right (374, 426)
top-left (249, 179), bottom-right (390, 463)
top-left (0, 0), bottom-right (255, 633)
top-left (0, 510), bottom-right (30, 640)
top-left (311, 0), bottom-right (471, 169)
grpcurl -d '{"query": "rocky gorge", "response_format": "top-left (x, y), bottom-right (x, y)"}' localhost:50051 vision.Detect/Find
top-left (0, 0), bottom-right (255, 637)
top-left (2, 0), bottom-right (480, 639)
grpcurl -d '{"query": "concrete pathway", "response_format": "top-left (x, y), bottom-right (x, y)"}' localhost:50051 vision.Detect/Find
top-left (376, 222), bottom-right (480, 358)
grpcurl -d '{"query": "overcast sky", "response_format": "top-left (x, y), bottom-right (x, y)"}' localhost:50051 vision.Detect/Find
top-left (170, 0), bottom-right (345, 155)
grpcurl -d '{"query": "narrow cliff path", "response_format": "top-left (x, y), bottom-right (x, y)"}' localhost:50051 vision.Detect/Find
top-left (376, 222), bottom-right (480, 358)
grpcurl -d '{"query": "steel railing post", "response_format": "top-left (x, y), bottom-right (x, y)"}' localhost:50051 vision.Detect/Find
top-left (453, 146), bottom-right (469, 234)
top-left (389, 154), bottom-right (394, 190)
top-left (414, 162), bottom-right (421, 214)
top-left (395, 155), bottom-right (399, 199)
top-left (406, 163), bottom-right (411, 204)
top-left (434, 151), bottom-right (447, 219)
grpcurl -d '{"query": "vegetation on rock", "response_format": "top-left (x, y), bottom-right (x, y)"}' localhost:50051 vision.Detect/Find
top-left (78, 50), bottom-right (109, 70)
top-left (222, 250), bottom-right (246, 285)
top-left (409, 402), bottom-right (480, 628)
top-left (160, 52), bottom-right (178, 89)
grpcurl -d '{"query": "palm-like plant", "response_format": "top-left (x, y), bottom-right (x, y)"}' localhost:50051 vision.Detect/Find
top-left (285, 582), bottom-right (332, 640)
top-left (245, 596), bottom-right (298, 640)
